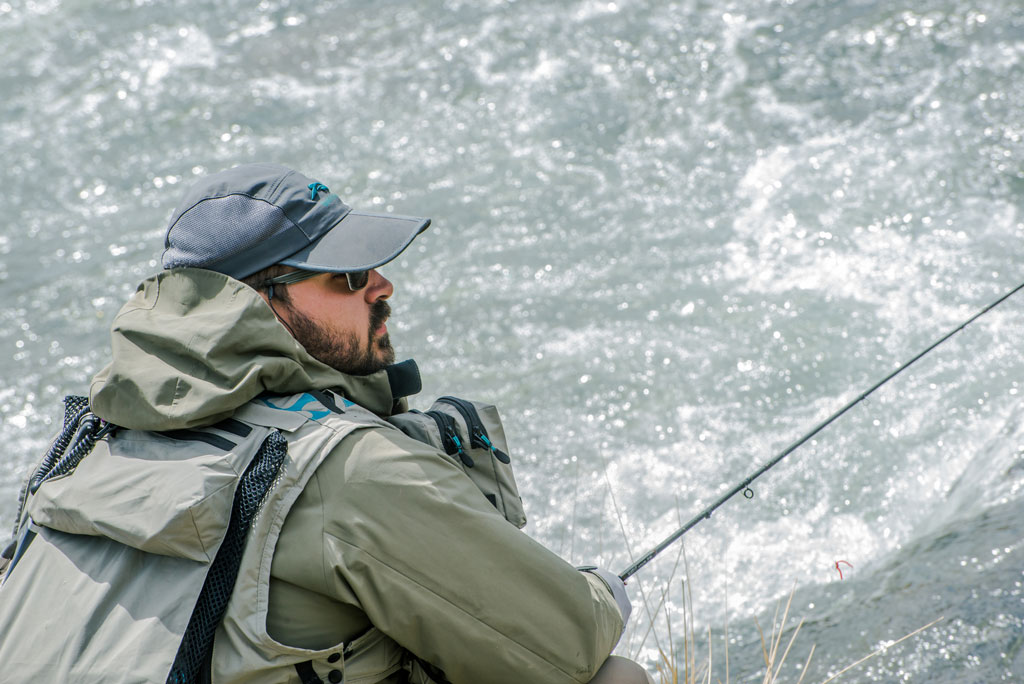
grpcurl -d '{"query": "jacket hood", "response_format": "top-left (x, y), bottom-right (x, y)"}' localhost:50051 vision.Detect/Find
top-left (90, 268), bottom-right (414, 430)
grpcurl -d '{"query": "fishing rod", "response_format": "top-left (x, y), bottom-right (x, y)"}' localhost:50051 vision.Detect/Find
top-left (619, 276), bottom-right (1024, 581)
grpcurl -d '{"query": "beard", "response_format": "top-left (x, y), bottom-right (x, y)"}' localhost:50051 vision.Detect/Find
top-left (285, 299), bottom-right (395, 376)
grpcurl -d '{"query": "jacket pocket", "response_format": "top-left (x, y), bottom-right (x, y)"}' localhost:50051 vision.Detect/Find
top-left (388, 397), bottom-right (526, 529)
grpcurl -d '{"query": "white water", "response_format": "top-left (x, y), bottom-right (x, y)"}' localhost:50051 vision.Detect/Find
top-left (2, 0), bottom-right (1023, 680)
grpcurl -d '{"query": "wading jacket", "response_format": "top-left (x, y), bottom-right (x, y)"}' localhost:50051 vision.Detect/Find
top-left (0, 268), bottom-right (624, 684)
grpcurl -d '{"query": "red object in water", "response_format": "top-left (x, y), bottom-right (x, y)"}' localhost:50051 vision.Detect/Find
top-left (834, 560), bottom-right (853, 579)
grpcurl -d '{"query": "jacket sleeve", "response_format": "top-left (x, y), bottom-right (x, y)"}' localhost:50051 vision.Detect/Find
top-left (312, 427), bottom-right (624, 684)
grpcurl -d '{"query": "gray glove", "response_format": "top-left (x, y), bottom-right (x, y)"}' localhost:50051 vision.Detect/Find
top-left (578, 566), bottom-right (632, 625)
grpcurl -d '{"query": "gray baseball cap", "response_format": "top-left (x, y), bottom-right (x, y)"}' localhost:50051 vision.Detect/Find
top-left (161, 163), bottom-right (431, 280)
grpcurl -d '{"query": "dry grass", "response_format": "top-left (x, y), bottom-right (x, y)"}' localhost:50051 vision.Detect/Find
top-left (649, 579), bottom-right (813, 684)
top-left (645, 577), bottom-right (940, 684)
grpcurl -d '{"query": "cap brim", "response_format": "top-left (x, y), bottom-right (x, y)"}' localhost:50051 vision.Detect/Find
top-left (279, 211), bottom-right (430, 273)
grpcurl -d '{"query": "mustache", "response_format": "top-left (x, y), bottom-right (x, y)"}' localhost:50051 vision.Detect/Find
top-left (369, 300), bottom-right (391, 333)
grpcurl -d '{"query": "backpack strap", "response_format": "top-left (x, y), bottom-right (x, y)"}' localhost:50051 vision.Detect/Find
top-left (165, 430), bottom-right (289, 684)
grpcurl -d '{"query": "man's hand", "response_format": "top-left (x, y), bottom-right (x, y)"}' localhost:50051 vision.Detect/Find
top-left (578, 566), bottom-right (632, 625)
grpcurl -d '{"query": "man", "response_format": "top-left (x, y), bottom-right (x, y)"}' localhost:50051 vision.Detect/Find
top-left (0, 163), bottom-right (652, 683)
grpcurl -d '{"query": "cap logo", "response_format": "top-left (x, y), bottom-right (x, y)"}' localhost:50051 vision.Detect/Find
top-left (308, 182), bottom-right (330, 200)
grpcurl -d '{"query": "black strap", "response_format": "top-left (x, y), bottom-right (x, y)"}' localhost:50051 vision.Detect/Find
top-left (0, 528), bottom-right (35, 584)
top-left (162, 429), bottom-right (237, 451)
top-left (211, 417), bottom-right (254, 438)
top-left (308, 389), bottom-right (344, 415)
top-left (294, 661), bottom-right (325, 684)
top-left (413, 657), bottom-right (452, 684)
top-left (165, 431), bottom-right (288, 684)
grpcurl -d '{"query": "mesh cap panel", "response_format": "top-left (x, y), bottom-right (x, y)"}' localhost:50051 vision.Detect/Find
top-left (162, 194), bottom-right (295, 274)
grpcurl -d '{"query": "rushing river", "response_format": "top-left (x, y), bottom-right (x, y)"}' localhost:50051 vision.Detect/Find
top-left (2, 0), bottom-right (1023, 680)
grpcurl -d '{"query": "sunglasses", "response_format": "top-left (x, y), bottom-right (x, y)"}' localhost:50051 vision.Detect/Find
top-left (263, 268), bottom-right (371, 292)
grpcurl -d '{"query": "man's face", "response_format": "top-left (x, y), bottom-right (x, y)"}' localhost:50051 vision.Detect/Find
top-left (270, 270), bottom-right (396, 375)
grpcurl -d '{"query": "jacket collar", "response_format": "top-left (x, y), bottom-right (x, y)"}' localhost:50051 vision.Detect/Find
top-left (90, 268), bottom-right (419, 431)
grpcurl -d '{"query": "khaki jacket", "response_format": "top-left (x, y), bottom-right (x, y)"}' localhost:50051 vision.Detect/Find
top-left (0, 269), bottom-right (624, 684)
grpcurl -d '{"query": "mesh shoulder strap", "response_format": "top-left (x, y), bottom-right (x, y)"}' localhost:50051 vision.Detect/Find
top-left (166, 430), bottom-right (288, 684)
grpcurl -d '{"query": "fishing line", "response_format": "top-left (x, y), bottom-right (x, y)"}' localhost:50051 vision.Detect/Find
top-left (619, 276), bottom-right (1024, 581)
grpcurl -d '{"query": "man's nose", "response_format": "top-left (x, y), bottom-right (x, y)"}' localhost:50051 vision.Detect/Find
top-left (365, 270), bottom-right (393, 300)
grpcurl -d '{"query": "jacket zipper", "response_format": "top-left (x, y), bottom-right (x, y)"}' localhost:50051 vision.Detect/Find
top-left (436, 397), bottom-right (511, 464)
top-left (422, 409), bottom-right (474, 467)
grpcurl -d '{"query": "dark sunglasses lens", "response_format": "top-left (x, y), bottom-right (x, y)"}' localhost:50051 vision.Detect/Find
top-left (346, 270), bottom-right (370, 291)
